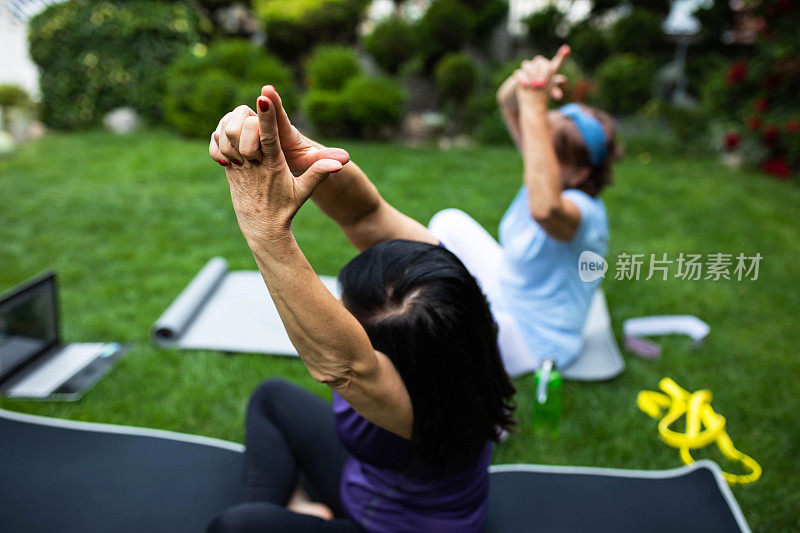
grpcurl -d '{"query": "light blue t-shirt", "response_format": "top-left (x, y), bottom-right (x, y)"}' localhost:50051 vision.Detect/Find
top-left (498, 186), bottom-right (609, 369)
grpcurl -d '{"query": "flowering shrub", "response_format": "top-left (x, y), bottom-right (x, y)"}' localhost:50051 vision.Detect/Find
top-left (703, 1), bottom-right (800, 179)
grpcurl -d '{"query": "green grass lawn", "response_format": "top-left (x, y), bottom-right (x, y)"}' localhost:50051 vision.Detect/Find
top-left (1, 130), bottom-right (799, 530)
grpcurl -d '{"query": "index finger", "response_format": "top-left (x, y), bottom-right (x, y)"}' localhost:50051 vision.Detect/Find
top-left (550, 45), bottom-right (570, 73)
top-left (261, 85), bottom-right (296, 149)
top-left (257, 96), bottom-right (283, 162)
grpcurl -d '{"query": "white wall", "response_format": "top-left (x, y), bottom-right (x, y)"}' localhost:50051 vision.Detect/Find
top-left (0, 0), bottom-right (64, 98)
top-left (0, 18), bottom-right (39, 96)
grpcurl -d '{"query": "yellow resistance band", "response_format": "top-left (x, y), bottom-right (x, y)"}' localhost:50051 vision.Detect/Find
top-left (637, 378), bottom-right (761, 485)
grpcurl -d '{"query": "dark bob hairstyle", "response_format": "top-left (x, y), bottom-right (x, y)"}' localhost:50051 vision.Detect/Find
top-left (339, 239), bottom-right (516, 461)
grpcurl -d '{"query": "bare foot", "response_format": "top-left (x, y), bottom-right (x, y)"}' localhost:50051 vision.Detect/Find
top-left (287, 484), bottom-right (335, 521)
top-left (288, 500), bottom-right (335, 521)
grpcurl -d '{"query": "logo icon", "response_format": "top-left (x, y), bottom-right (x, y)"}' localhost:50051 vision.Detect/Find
top-left (578, 251), bottom-right (607, 282)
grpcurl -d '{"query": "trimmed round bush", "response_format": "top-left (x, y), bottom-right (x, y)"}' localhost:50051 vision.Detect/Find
top-left (305, 46), bottom-right (362, 91)
top-left (418, 0), bottom-right (476, 62)
top-left (305, 89), bottom-right (349, 135)
top-left (363, 17), bottom-right (417, 74)
top-left (608, 8), bottom-right (666, 56)
top-left (465, 92), bottom-right (511, 145)
top-left (254, 0), bottom-right (366, 59)
top-left (434, 53), bottom-right (478, 103)
top-left (593, 53), bottom-right (656, 115)
top-left (568, 22), bottom-right (609, 72)
top-left (0, 84), bottom-right (30, 109)
top-left (164, 40), bottom-right (295, 137)
top-left (342, 76), bottom-right (405, 134)
top-left (28, 0), bottom-right (211, 129)
top-left (523, 5), bottom-right (564, 56)
top-left (471, 0), bottom-right (509, 42)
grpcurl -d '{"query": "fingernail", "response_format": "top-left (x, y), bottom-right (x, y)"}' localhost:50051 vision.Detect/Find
top-left (331, 168), bottom-right (342, 173)
top-left (258, 98), bottom-right (269, 113)
top-left (248, 159), bottom-right (260, 165)
top-left (218, 160), bottom-right (228, 166)
top-left (230, 158), bottom-right (243, 166)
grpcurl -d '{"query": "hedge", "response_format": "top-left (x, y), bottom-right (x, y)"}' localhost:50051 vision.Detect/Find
top-left (28, 0), bottom-right (211, 129)
top-left (253, 0), bottom-right (366, 59)
top-left (163, 40), bottom-right (295, 137)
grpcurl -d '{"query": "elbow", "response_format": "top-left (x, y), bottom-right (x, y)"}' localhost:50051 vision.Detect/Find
top-left (530, 204), bottom-right (559, 224)
top-left (311, 367), bottom-right (353, 390)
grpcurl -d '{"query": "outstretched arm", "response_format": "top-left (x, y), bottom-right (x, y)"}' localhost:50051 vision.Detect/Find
top-left (497, 66), bottom-right (567, 153)
top-left (211, 95), bottom-right (414, 439)
top-left (515, 46), bottom-right (581, 241)
top-left (497, 75), bottom-right (524, 150)
top-left (210, 86), bottom-right (437, 251)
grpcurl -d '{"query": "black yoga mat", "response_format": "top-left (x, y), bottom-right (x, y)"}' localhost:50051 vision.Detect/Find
top-left (0, 409), bottom-right (748, 532)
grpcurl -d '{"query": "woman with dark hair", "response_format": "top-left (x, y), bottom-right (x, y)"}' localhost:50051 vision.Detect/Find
top-left (429, 46), bottom-right (619, 377)
top-left (206, 86), bottom-right (515, 532)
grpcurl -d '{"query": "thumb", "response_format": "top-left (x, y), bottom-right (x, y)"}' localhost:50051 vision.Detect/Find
top-left (298, 147), bottom-right (350, 172)
top-left (256, 96), bottom-right (281, 160)
top-left (297, 158), bottom-right (343, 197)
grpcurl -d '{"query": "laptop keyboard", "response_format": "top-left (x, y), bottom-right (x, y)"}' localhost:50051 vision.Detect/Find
top-left (9, 343), bottom-right (107, 397)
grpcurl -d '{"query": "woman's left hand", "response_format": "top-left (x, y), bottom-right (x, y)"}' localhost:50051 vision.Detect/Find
top-left (515, 45), bottom-right (570, 108)
top-left (217, 95), bottom-right (344, 244)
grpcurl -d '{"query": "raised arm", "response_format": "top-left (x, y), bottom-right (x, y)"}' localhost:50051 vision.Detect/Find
top-left (211, 86), bottom-right (437, 251)
top-left (497, 75), bottom-right (523, 150)
top-left (210, 95), bottom-right (414, 439)
top-left (515, 46), bottom-right (581, 241)
top-left (497, 65), bottom-right (567, 153)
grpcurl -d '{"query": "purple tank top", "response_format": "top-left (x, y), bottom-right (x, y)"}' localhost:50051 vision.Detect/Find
top-left (332, 392), bottom-right (491, 532)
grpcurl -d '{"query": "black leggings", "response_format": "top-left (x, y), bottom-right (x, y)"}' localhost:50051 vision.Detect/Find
top-left (208, 379), bottom-right (361, 532)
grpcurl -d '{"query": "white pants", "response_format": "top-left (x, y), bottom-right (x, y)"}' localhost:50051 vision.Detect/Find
top-left (429, 209), bottom-right (540, 376)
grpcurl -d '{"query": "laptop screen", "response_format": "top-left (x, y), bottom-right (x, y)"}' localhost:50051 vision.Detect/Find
top-left (0, 274), bottom-right (59, 380)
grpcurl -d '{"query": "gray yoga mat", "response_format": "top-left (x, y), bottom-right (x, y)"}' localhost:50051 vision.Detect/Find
top-left (152, 257), bottom-right (340, 355)
top-left (0, 407), bottom-right (750, 532)
top-left (152, 258), bottom-right (624, 381)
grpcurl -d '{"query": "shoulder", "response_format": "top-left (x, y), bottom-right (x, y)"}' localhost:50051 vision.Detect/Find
top-left (562, 189), bottom-right (608, 245)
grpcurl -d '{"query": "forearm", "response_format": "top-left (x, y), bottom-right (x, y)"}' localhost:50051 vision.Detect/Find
top-left (246, 230), bottom-right (414, 437)
top-left (306, 140), bottom-right (436, 250)
top-left (519, 98), bottom-right (563, 218)
top-left (497, 79), bottom-right (522, 150)
top-left (247, 231), bottom-right (374, 385)
top-left (311, 159), bottom-right (383, 229)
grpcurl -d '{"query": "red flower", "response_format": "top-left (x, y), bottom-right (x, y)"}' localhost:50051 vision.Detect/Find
top-left (761, 158), bottom-right (791, 179)
top-left (762, 125), bottom-right (780, 146)
top-left (747, 116), bottom-right (763, 131)
top-left (786, 120), bottom-right (800, 133)
top-left (724, 131), bottom-right (741, 151)
top-left (726, 62), bottom-right (748, 85)
top-left (754, 98), bottom-right (769, 112)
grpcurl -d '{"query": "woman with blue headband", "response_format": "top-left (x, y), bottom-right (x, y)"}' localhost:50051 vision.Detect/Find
top-left (430, 45), bottom-right (618, 376)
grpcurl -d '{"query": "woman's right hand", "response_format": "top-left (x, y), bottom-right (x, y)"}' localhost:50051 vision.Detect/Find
top-left (209, 85), bottom-right (349, 175)
top-left (209, 92), bottom-right (347, 243)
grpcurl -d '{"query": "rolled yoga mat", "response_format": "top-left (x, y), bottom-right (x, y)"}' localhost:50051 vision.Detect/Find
top-left (152, 257), bottom-right (340, 355)
top-left (153, 258), bottom-right (624, 381)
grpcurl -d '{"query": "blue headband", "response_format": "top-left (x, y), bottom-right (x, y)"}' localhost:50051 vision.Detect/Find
top-left (559, 103), bottom-right (607, 167)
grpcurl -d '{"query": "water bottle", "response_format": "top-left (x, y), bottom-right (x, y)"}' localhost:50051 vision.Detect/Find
top-left (533, 359), bottom-right (562, 435)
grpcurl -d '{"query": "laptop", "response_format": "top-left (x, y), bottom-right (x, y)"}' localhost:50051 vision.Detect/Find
top-left (0, 272), bottom-right (125, 400)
